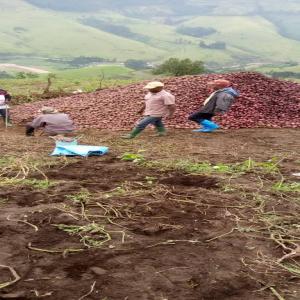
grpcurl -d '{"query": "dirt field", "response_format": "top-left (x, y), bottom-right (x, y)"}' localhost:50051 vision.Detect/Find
top-left (0, 127), bottom-right (300, 300)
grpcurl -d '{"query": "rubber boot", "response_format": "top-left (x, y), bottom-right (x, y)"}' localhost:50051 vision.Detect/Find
top-left (122, 127), bottom-right (143, 139)
top-left (199, 120), bottom-right (219, 132)
top-left (155, 126), bottom-right (166, 137)
top-left (192, 119), bottom-right (206, 132)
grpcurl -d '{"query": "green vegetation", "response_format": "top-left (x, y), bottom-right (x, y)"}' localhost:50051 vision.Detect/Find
top-left (124, 60), bottom-right (150, 70)
top-left (153, 58), bottom-right (205, 76)
top-left (144, 158), bottom-right (280, 175)
top-left (0, 0), bottom-right (300, 68)
top-left (120, 152), bottom-right (145, 163)
top-left (0, 65), bottom-right (152, 97)
top-left (273, 182), bottom-right (300, 193)
top-left (66, 189), bottom-right (91, 205)
top-left (54, 223), bottom-right (112, 248)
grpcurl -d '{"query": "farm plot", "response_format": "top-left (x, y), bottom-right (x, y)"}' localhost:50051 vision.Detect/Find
top-left (0, 127), bottom-right (300, 300)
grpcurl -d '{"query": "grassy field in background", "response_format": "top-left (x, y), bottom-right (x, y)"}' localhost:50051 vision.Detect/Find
top-left (0, 65), bottom-right (155, 96)
top-left (1, 62), bottom-right (299, 101)
top-left (247, 64), bottom-right (300, 73)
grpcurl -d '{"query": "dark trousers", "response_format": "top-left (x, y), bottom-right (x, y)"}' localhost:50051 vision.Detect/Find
top-left (188, 112), bottom-right (214, 124)
top-left (0, 108), bottom-right (10, 122)
top-left (136, 116), bottom-right (165, 131)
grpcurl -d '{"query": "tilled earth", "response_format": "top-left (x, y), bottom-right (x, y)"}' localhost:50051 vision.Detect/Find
top-left (0, 127), bottom-right (300, 300)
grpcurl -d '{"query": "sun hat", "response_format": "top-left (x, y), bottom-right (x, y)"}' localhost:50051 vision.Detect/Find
top-left (144, 81), bottom-right (164, 89)
top-left (39, 106), bottom-right (59, 114)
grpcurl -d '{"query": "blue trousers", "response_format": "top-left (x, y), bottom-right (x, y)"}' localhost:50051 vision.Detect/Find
top-left (136, 116), bottom-right (165, 131)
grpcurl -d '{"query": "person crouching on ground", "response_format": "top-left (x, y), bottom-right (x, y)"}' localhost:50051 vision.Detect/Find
top-left (188, 79), bottom-right (239, 133)
top-left (122, 81), bottom-right (176, 139)
top-left (26, 106), bottom-right (75, 136)
top-left (0, 89), bottom-right (12, 127)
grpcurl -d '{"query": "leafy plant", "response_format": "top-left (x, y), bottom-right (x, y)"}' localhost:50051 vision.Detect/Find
top-left (273, 182), bottom-right (300, 193)
top-left (54, 223), bottom-right (111, 248)
top-left (66, 189), bottom-right (91, 204)
top-left (120, 152), bottom-right (145, 163)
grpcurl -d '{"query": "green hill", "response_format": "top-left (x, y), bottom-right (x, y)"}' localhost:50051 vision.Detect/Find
top-left (0, 0), bottom-right (165, 60)
top-left (0, 0), bottom-right (300, 68)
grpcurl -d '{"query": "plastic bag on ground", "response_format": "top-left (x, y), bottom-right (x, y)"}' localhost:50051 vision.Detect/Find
top-left (51, 140), bottom-right (109, 157)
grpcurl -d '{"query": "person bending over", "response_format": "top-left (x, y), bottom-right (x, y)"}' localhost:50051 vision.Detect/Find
top-left (26, 106), bottom-right (75, 136)
top-left (188, 79), bottom-right (239, 133)
top-left (122, 81), bottom-right (176, 139)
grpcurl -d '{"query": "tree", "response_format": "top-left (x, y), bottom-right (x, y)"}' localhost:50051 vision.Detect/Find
top-left (15, 72), bottom-right (27, 79)
top-left (153, 58), bottom-right (205, 76)
top-left (43, 73), bottom-right (56, 94)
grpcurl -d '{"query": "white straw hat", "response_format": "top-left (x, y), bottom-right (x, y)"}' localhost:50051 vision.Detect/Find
top-left (144, 81), bottom-right (164, 89)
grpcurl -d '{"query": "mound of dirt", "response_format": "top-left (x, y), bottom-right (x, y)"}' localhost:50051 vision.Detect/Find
top-left (11, 72), bottom-right (300, 130)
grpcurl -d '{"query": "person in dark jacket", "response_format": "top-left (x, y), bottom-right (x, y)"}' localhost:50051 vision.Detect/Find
top-left (188, 79), bottom-right (239, 132)
top-left (0, 89), bottom-right (12, 127)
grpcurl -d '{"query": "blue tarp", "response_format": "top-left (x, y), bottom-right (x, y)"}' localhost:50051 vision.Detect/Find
top-left (51, 140), bottom-right (109, 157)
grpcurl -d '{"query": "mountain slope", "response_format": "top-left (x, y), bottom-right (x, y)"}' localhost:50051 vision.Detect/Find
top-left (1, 0), bottom-right (300, 67)
top-left (0, 0), bottom-right (165, 60)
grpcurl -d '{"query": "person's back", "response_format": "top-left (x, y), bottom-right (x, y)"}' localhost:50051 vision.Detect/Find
top-left (26, 107), bottom-right (75, 136)
top-left (37, 113), bottom-right (74, 134)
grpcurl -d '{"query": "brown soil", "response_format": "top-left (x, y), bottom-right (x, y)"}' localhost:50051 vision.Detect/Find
top-left (0, 127), bottom-right (299, 300)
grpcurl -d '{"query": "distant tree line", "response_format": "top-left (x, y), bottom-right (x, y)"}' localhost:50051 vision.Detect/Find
top-left (269, 71), bottom-right (300, 79)
top-left (67, 56), bottom-right (115, 67)
top-left (0, 71), bottom-right (14, 79)
top-left (80, 18), bottom-right (149, 43)
top-left (199, 41), bottom-right (226, 50)
top-left (124, 60), bottom-right (150, 70)
top-left (176, 26), bottom-right (217, 38)
top-left (0, 71), bottom-right (39, 79)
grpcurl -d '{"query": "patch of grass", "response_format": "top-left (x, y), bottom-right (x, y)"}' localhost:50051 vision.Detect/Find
top-left (0, 178), bottom-right (56, 189)
top-left (0, 67), bottom-right (142, 96)
top-left (66, 189), bottom-right (91, 205)
top-left (54, 223), bottom-right (111, 248)
top-left (144, 158), bottom-right (280, 175)
top-left (273, 181), bottom-right (300, 193)
top-left (279, 263), bottom-right (300, 276)
top-left (120, 152), bottom-right (145, 163)
top-left (0, 198), bottom-right (8, 205)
